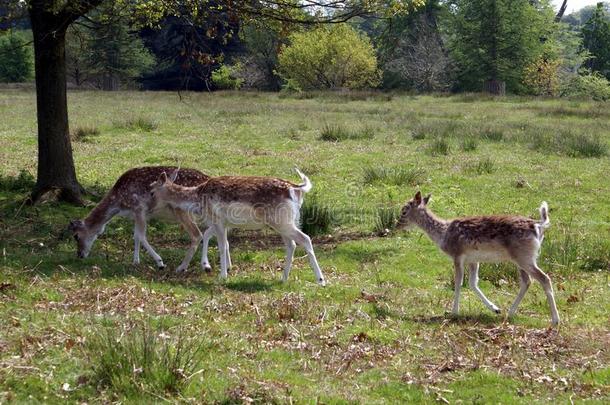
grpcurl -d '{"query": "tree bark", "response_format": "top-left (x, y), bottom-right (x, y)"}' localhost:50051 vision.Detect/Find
top-left (484, 79), bottom-right (506, 95)
top-left (29, 11), bottom-right (82, 204)
top-left (27, 1), bottom-right (105, 204)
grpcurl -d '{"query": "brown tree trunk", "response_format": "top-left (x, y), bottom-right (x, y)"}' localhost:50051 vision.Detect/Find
top-left (484, 79), bottom-right (506, 95)
top-left (29, 7), bottom-right (82, 204)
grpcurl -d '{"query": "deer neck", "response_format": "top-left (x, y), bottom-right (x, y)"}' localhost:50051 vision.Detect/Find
top-left (164, 184), bottom-right (202, 212)
top-left (84, 195), bottom-right (119, 235)
top-left (413, 208), bottom-right (448, 246)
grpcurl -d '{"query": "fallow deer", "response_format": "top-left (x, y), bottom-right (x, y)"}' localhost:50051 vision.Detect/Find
top-left (397, 191), bottom-right (560, 326)
top-left (68, 166), bottom-right (218, 272)
top-left (150, 169), bottom-right (326, 285)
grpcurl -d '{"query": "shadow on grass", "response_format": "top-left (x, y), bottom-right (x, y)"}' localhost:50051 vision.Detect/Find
top-left (409, 312), bottom-right (501, 326)
top-left (224, 279), bottom-right (275, 293)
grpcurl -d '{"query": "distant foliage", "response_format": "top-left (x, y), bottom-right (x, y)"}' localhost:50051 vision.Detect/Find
top-left (66, 4), bottom-right (155, 89)
top-left (278, 25), bottom-right (380, 90)
top-left (0, 31), bottom-right (33, 82)
top-left (211, 64), bottom-right (244, 90)
top-left (448, 0), bottom-right (556, 93)
top-left (382, 1), bottom-right (453, 92)
top-left (582, 3), bottom-right (610, 79)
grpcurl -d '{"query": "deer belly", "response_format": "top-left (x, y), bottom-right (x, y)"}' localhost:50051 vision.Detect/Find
top-left (217, 202), bottom-right (266, 230)
top-left (463, 244), bottom-right (512, 263)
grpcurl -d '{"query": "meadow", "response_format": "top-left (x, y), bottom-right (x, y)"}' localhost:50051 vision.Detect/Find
top-left (0, 89), bottom-right (609, 403)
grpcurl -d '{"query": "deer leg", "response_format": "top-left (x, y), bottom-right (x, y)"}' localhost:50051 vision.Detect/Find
top-left (200, 226), bottom-right (215, 272)
top-left (508, 269), bottom-right (531, 317)
top-left (175, 211), bottom-right (203, 273)
top-left (525, 263), bottom-right (560, 326)
top-left (133, 228), bottom-right (141, 265)
top-left (452, 258), bottom-right (465, 315)
top-left (281, 236), bottom-right (296, 283)
top-left (285, 226), bottom-right (325, 286)
top-left (468, 263), bottom-right (500, 314)
top-left (215, 224), bottom-right (229, 281)
top-left (134, 211), bottom-right (165, 269)
top-left (223, 227), bottom-right (232, 270)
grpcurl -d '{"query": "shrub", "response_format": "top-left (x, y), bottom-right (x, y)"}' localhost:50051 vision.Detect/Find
top-left (300, 195), bottom-right (337, 236)
top-left (0, 31), bottom-right (33, 82)
top-left (363, 166), bottom-right (424, 186)
top-left (211, 64), bottom-right (244, 90)
top-left (278, 25), bottom-right (380, 90)
top-left (560, 71), bottom-right (610, 101)
top-left (523, 57), bottom-right (560, 96)
top-left (85, 324), bottom-right (203, 397)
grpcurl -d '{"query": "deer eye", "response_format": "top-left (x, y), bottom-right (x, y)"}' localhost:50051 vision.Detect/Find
top-left (73, 234), bottom-right (79, 241)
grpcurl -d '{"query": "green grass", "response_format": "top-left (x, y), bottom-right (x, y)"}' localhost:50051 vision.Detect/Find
top-left (1, 90), bottom-right (609, 403)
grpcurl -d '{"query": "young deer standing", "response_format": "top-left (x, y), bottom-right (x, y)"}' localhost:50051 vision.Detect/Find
top-left (68, 166), bottom-right (217, 272)
top-left (150, 169), bottom-right (326, 285)
top-left (397, 191), bottom-right (559, 326)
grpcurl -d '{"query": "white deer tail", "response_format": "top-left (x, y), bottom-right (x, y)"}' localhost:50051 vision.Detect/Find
top-left (539, 201), bottom-right (550, 229)
top-left (295, 167), bottom-right (312, 193)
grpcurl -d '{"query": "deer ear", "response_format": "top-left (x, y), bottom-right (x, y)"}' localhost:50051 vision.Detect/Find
top-left (169, 167), bottom-right (180, 182)
top-left (423, 193), bottom-right (431, 205)
top-left (414, 191), bottom-right (422, 204)
top-left (158, 171), bottom-right (168, 184)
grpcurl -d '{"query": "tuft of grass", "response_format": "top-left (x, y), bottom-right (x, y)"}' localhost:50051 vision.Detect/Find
top-left (529, 130), bottom-right (607, 158)
top-left (461, 137), bottom-right (478, 152)
top-left (374, 206), bottom-right (400, 236)
top-left (119, 116), bottom-right (158, 132)
top-left (85, 324), bottom-right (203, 398)
top-left (300, 194), bottom-right (337, 236)
top-left (481, 128), bottom-right (504, 142)
top-left (0, 170), bottom-right (35, 192)
top-left (563, 134), bottom-right (608, 158)
top-left (428, 137), bottom-right (451, 156)
top-left (319, 123), bottom-right (374, 141)
top-left (71, 125), bottom-right (100, 141)
top-left (471, 157), bottom-right (496, 175)
top-left (363, 165), bottom-right (425, 186)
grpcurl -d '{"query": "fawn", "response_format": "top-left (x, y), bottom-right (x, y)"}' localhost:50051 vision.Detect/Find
top-left (68, 166), bottom-right (218, 272)
top-left (150, 169), bottom-right (326, 285)
top-left (397, 191), bottom-right (559, 326)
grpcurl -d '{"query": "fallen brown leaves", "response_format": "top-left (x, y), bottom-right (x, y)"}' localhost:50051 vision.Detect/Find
top-left (34, 283), bottom-right (195, 316)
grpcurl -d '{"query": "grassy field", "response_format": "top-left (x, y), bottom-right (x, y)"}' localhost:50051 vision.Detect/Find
top-left (0, 89), bottom-right (609, 403)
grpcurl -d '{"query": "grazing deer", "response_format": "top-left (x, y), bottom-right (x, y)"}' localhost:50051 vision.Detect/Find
top-left (68, 166), bottom-right (218, 272)
top-left (150, 169), bottom-right (326, 285)
top-left (397, 191), bottom-right (560, 326)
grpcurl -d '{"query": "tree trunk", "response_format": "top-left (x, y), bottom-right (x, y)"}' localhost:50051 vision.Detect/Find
top-left (29, 9), bottom-right (83, 204)
top-left (484, 79), bottom-right (506, 96)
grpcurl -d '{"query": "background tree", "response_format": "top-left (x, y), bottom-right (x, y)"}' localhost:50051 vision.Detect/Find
top-left (381, 0), bottom-right (452, 91)
top-left (1, 0), bottom-right (419, 204)
top-left (448, 0), bottom-right (556, 94)
top-left (278, 24), bottom-right (380, 90)
top-left (582, 2), bottom-right (610, 79)
top-left (0, 30), bottom-right (33, 82)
